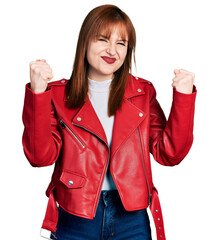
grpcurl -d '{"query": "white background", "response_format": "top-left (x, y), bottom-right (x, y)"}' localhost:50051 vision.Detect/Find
top-left (0, 0), bottom-right (218, 239)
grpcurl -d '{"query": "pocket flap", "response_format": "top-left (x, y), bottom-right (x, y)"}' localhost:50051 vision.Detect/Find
top-left (60, 170), bottom-right (86, 189)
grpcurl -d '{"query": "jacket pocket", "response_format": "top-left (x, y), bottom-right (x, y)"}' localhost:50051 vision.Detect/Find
top-left (60, 170), bottom-right (86, 189)
top-left (59, 119), bottom-right (86, 149)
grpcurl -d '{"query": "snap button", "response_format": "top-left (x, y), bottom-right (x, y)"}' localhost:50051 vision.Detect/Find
top-left (139, 113), bottom-right (143, 117)
top-left (77, 117), bottom-right (82, 121)
top-left (137, 88), bottom-right (142, 92)
top-left (158, 218), bottom-right (160, 221)
top-left (160, 234), bottom-right (162, 238)
top-left (68, 180), bottom-right (73, 186)
top-left (135, 77), bottom-right (139, 80)
top-left (61, 80), bottom-right (66, 83)
top-left (156, 209), bottom-right (159, 212)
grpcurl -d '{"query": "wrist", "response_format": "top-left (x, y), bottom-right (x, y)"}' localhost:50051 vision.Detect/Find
top-left (30, 83), bottom-right (46, 94)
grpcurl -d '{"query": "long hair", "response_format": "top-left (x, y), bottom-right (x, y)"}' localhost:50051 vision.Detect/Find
top-left (66, 4), bottom-right (136, 117)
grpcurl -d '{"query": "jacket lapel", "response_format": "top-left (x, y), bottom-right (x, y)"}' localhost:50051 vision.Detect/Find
top-left (71, 96), bottom-right (108, 145)
top-left (110, 76), bottom-right (146, 158)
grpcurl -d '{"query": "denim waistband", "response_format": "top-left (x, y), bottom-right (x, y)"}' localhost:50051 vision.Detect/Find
top-left (100, 190), bottom-right (120, 206)
top-left (100, 190), bottom-right (118, 197)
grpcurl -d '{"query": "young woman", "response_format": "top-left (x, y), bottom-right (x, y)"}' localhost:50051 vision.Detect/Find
top-left (22, 4), bottom-right (196, 240)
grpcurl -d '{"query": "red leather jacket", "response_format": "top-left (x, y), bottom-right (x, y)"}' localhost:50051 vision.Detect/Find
top-left (22, 74), bottom-right (196, 239)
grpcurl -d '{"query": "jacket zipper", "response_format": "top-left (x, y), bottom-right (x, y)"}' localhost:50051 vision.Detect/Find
top-left (71, 122), bottom-right (110, 216)
top-left (128, 98), bottom-right (152, 206)
top-left (59, 119), bottom-right (86, 149)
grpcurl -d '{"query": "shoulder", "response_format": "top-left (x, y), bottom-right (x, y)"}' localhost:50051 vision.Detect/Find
top-left (131, 75), bottom-right (153, 85)
top-left (128, 74), bottom-right (156, 100)
top-left (129, 74), bottom-right (154, 87)
top-left (129, 74), bottom-right (155, 91)
top-left (47, 78), bottom-right (69, 88)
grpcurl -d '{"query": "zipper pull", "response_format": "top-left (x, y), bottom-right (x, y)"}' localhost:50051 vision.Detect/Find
top-left (60, 120), bottom-right (66, 129)
top-left (148, 193), bottom-right (152, 206)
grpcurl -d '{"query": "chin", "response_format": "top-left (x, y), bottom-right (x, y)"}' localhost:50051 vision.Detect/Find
top-left (99, 69), bottom-right (114, 76)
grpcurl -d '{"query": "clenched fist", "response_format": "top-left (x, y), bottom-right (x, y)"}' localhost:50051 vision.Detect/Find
top-left (172, 69), bottom-right (195, 94)
top-left (30, 59), bottom-right (53, 94)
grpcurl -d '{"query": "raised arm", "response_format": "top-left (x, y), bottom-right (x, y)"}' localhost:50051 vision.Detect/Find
top-left (149, 69), bottom-right (196, 166)
top-left (22, 60), bottom-right (62, 167)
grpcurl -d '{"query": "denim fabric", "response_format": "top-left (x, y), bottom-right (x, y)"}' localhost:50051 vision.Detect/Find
top-left (51, 190), bottom-right (152, 240)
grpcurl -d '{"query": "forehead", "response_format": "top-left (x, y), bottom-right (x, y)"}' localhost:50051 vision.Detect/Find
top-left (95, 22), bottom-right (129, 40)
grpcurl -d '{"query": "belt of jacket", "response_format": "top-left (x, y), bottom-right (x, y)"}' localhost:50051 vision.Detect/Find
top-left (41, 185), bottom-right (166, 239)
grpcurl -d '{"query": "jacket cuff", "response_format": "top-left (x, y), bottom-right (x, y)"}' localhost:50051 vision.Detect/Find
top-left (25, 82), bottom-right (51, 95)
top-left (23, 83), bottom-right (51, 127)
top-left (25, 83), bottom-right (51, 106)
top-left (173, 85), bottom-right (197, 106)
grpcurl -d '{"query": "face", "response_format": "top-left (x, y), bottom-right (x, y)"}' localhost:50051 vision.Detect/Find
top-left (86, 27), bottom-right (128, 81)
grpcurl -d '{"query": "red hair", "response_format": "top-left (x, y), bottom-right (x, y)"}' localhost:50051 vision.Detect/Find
top-left (66, 4), bottom-right (136, 116)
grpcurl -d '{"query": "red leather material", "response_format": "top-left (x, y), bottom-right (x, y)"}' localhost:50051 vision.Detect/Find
top-left (22, 83), bottom-right (62, 167)
top-left (41, 189), bottom-right (58, 233)
top-left (22, 74), bottom-right (197, 238)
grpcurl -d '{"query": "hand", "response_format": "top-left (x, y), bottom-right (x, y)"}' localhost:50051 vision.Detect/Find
top-left (29, 59), bottom-right (53, 93)
top-left (172, 69), bottom-right (195, 94)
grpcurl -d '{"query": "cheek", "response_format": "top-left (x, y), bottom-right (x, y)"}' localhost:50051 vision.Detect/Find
top-left (86, 42), bottom-right (97, 61)
top-left (87, 43), bottom-right (103, 64)
top-left (119, 48), bottom-right (128, 62)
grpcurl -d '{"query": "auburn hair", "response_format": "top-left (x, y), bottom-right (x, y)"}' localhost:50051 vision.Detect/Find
top-left (65, 4), bottom-right (136, 117)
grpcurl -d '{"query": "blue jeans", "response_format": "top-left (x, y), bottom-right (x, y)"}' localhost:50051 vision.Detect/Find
top-left (51, 190), bottom-right (152, 240)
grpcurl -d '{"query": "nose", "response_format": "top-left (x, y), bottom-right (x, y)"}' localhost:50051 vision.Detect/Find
top-left (106, 42), bottom-right (116, 56)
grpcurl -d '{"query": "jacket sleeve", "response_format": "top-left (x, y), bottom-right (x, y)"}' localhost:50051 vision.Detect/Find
top-left (22, 83), bottom-right (62, 167)
top-left (149, 84), bottom-right (197, 166)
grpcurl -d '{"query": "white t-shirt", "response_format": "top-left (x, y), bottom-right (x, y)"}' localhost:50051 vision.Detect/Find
top-left (88, 78), bottom-right (117, 190)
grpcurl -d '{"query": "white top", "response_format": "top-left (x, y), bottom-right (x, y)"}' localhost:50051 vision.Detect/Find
top-left (88, 78), bottom-right (117, 190)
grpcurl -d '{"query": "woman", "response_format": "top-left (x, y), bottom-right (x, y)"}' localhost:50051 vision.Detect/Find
top-left (22, 4), bottom-right (196, 240)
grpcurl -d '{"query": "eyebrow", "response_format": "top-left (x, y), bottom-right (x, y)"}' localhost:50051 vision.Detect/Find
top-left (96, 34), bottom-right (108, 39)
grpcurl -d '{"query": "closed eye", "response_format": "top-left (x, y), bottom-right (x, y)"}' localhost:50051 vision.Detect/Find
top-left (98, 38), bottom-right (108, 42)
top-left (117, 42), bottom-right (126, 46)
